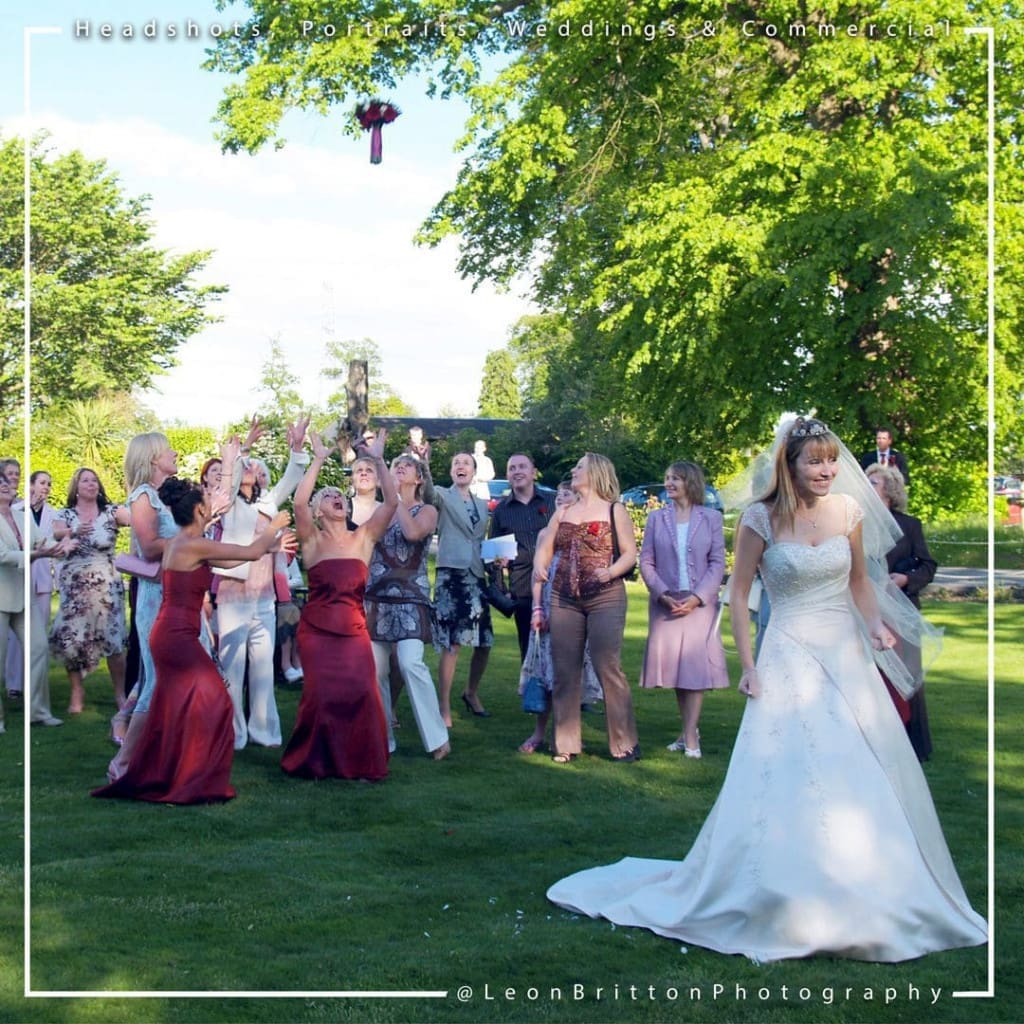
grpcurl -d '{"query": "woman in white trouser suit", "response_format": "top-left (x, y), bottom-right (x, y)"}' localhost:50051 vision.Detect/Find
top-left (215, 418), bottom-right (308, 749)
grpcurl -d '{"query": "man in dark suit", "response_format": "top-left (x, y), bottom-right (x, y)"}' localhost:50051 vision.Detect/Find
top-left (860, 427), bottom-right (909, 483)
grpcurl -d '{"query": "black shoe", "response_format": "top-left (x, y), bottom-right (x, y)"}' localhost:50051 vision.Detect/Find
top-left (613, 745), bottom-right (641, 763)
top-left (461, 693), bottom-right (491, 718)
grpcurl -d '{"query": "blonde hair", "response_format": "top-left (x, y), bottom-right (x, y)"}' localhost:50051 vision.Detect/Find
top-left (866, 463), bottom-right (907, 512)
top-left (581, 452), bottom-right (621, 502)
top-left (756, 418), bottom-right (841, 534)
top-left (310, 486), bottom-right (347, 527)
top-left (123, 432), bottom-right (170, 493)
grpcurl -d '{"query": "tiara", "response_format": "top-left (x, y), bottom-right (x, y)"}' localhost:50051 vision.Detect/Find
top-left (790, 417), bottom-right (829, 438)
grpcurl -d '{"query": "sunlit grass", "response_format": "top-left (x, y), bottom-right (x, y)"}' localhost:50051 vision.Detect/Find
top-left (0, 592), bottom-right (1018, 1022)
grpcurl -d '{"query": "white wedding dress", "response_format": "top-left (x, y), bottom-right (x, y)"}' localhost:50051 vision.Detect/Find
top-left (548, 498), bottom-right (987, 962)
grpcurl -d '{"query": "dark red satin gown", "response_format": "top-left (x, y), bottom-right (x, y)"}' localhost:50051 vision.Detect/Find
top-left (93, 566), bottom-right (236, 804)
top-left (281, 559), bottom-right (389, 781)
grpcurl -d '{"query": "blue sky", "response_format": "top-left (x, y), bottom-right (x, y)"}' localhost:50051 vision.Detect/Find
top-left (1, 1), bottom-right (535, 427)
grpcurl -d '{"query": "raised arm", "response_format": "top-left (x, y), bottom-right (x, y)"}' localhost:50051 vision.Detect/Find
top-left (357, 430), bottom-right (399, 544)
top-left (292, 430), bottom-right (329, 544)
top-left (171, 510), bottom-right (295, 571)
top-left (395, 498), bottom-right (437, 542)
top-left (419, 458), bottom-right (440, 509)
top-left (269, 413), bottom-right (312, 506)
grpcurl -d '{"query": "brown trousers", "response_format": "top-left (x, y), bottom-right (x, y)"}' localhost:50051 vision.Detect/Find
top-left (549, 582), bottom-right (639, 758)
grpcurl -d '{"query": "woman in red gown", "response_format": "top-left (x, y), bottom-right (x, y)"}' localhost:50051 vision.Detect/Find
top-left (281, 429), bottom-right (397, 781)
top-left (94, 469), bottom-right (294, 803)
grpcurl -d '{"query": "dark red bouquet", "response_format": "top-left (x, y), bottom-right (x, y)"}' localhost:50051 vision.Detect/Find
top-left (354, 98), bottom-right (401, 164)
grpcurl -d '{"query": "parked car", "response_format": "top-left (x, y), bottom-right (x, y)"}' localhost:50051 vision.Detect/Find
top-left (487, 479), bottom-right (511, 513)
top-left (621, 481), bottom-right (724, 512)
top-left (994, 476), bottom-right (1022, 499)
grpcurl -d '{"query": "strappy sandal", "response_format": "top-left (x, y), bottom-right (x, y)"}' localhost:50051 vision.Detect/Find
top-left (518, 736), bottom-right (544, 754)
top-left (551, 752), bottom-right (578, 764)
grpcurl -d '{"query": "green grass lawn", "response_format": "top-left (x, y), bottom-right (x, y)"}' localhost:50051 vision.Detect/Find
top-left (1, 591), bottom-right (1019, 1024)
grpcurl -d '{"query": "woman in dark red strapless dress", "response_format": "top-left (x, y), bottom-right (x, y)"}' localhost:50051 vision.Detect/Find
top-left (281, 429), bottom-right (398, 781)
top-left (94, 461), bottom-right (295, 804)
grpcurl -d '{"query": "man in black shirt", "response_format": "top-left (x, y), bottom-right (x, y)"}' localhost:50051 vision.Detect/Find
top-left (490, 453), bottom-right (556, 660)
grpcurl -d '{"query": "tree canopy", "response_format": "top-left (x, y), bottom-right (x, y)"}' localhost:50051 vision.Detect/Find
top-left (207, 1), bottom-right (1023, 514)
top-left (0, 135), bottom-right (225, 427)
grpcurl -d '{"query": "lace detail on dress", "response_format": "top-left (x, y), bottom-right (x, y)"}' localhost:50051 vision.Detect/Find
top-left (740, 502), bottom-right (773, 544)
top-left (843, 493), bottom-right (864, 534)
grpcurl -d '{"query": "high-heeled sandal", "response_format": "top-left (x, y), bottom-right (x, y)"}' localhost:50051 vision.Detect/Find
top-left (460, 692), bottom-right (491, 718)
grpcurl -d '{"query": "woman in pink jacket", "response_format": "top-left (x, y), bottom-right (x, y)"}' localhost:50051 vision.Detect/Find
top-left (638, 461), bottom-right (729, 758)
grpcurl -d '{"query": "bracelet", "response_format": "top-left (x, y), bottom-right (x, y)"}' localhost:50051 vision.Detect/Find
top-left (532, 606), bottom-right (545, 613)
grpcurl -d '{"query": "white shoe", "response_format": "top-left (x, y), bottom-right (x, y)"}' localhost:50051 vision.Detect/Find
top-left (669, 732), bottom-right (701, 758)
top-left (283, 666), bottom-right (303, 683)
top-left (32, 716), bottom-right (64, 727)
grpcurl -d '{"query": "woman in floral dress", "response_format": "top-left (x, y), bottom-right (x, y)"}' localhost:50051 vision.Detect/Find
top-left (50, 468), bottom-right (131, 713)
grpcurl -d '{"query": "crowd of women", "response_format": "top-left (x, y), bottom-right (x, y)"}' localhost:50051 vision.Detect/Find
top-left (0, 412), bottom-right (986, 963)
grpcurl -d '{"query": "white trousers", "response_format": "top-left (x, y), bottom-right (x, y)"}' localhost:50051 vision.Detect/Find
top-left (7, 592), bottom-right (51, 695)
top-left (217, 596), bottom-right (280, 749)
top-left (372, 639), bottom-right (448, 755)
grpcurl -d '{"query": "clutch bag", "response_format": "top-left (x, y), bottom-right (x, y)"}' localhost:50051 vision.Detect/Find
top-left (113, 553), bottom-right (161, 580)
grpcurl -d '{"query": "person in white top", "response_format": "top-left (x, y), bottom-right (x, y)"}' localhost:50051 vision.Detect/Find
top-left (470, 439), bottom-right (495, 501)
top-left (214, 415), bottom-right (309, 749)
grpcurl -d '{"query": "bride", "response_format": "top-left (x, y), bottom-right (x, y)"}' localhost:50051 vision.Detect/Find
top-left (548, 417), bottom-right (987, 962)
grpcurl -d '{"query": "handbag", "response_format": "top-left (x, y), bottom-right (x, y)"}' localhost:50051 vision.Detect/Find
top-left (520, 628), bottom-right (551, 713)
top-left (113, 552), bottom-right (161, 580)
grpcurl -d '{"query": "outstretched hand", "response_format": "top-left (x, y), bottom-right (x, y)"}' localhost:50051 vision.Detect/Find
top-left (287, 413), bottom-right (311, 453)
top-left (243, 415), bottom-right (264, 450)
top-left (220, 434), bottom-right (241, 462)
top-left (309, 430), bottom-right (332, 461)
top-left (273, 527), bottom-right (299, 557)
top-left (364, 428), bottom-right (389, 460)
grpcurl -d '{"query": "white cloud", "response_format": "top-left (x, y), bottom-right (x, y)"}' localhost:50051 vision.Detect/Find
top-left (10, 111), bottom-right (535, 427)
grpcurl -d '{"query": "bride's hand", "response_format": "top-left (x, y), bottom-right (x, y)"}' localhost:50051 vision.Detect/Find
top-left (738, 668), bottom-right (761, 699)
top-left (870, 625), bottom-right (897, 651)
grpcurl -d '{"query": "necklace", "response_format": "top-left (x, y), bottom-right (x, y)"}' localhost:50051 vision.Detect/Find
top-left (796, 508), bottom-right (818, 530)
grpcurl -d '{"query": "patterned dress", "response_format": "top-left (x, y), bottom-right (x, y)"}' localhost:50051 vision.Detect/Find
top-left (365, 506), bottom-right (432, 643)
top-left (49, 505), bottom-right (126, 673)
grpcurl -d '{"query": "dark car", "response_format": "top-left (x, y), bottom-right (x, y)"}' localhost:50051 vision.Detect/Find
top-left (486, 479), bottom-right (511, 513)
top-left (621, 481), bottom-right (724, 512)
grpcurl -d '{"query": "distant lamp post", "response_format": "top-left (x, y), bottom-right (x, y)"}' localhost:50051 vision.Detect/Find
top-left (354, 98), bottom-right (401, 164)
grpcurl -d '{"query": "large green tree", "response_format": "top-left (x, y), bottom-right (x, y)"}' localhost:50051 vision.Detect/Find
top-left (207, 1), bottom-right (1023, 515)
top-left (0, 135), bottom-right (225, 425)
top-left (478, 347), bottom-right (522, 417)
